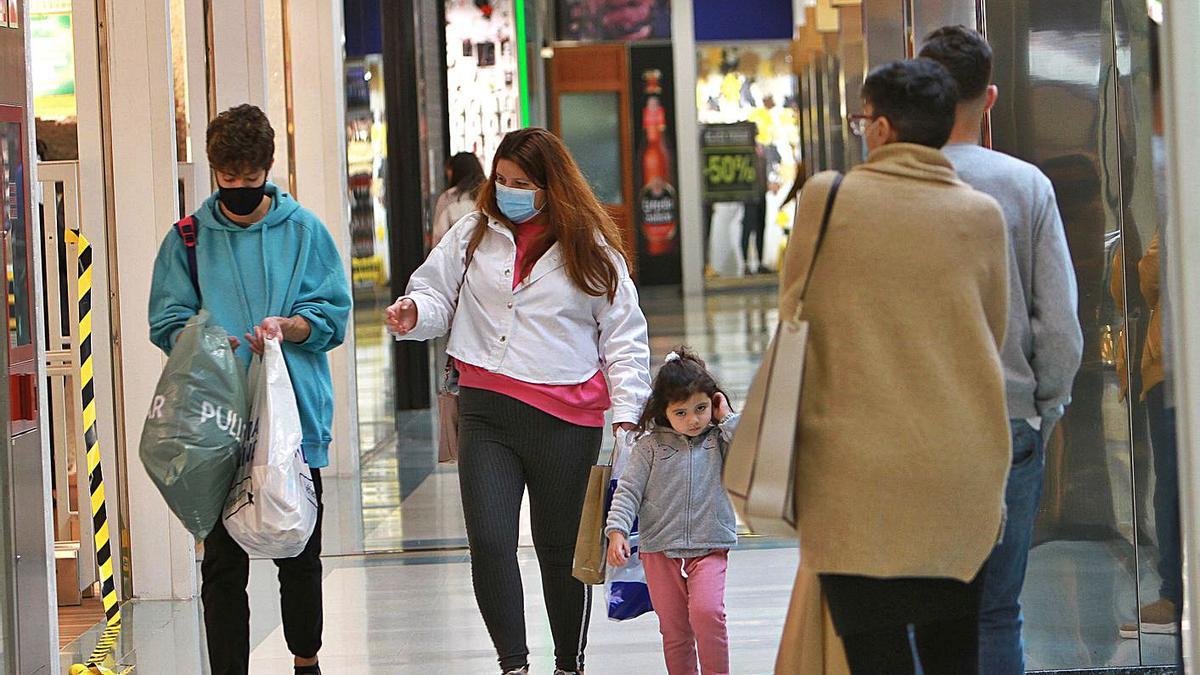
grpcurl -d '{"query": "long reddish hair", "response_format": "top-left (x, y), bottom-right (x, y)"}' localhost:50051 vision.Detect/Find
top-left (472, 128), bottom-right (630, 302)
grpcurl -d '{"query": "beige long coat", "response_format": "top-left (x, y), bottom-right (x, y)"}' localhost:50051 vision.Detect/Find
top-left (782, 143), bottom-right (1012, 582)
top-left (774, 144), bottom-right (1012, 674)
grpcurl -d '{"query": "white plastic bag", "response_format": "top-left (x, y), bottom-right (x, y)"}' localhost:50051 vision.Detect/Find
top-left (222, 338), bottom-right (318, 558)
top-left (605, 430), bottom-right (654, 621)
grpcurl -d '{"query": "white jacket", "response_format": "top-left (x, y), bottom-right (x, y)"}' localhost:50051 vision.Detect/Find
top-left (397, 213), bottom-right (652, 424)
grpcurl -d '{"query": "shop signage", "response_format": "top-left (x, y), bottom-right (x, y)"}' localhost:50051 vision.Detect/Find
top-left (699, 122), bottom-right (760, 202)
top-left (694, 0), bottom-right (792, 42)
top-left (558, 0), bottom-right (670, 41)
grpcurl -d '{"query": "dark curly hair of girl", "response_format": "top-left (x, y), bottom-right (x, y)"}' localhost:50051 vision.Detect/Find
top-left (636, 346), bottom-right (729, 432)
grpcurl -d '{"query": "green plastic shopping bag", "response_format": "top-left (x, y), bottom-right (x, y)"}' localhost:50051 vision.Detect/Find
top-left (139, 311), bottom-right (248, 539)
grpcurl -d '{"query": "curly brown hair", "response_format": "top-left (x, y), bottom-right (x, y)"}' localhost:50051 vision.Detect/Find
top-left (206, 104), bottom-right (275, 174)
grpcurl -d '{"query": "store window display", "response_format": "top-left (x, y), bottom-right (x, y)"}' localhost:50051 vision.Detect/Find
top-left (696, 45), bottom-right (799, 284)
top-left (345, 59), bottom-right (390, 290)
top-left (31, 0), bottom-right (79, 161)
top-left (446, 0), bottom-right (522, 169)
top-left (343, 52), bottom-right (398, 460)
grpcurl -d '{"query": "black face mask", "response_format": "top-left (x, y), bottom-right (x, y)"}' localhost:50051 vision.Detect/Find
top-left (219, 183), bottom-right (267, 217)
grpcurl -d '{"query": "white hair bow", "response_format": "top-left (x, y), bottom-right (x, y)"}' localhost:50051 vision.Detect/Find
top-left (664, 351), bottom-right (680, 363)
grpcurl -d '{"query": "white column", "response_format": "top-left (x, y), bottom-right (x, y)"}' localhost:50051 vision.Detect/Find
top-left (70, 0), bottom-right (129, 601)
top-left (1163, 0), bottom-right (1200, 667)
top-left (671, 0), bottom-right (705, 296)
top-left (182, 0), bottom-right (213, 204)
top-left (209, 0), bottom-right (270, 112)
top-left (262, 0), bottom-right (291, 188)
top-left (286, 0), bottom-right (359, 481)
top-left (105, 0), bottom-right (198, 600)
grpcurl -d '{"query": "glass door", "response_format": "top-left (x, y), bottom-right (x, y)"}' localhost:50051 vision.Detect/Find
top-left (550, 44), bottom-right (637, 270)
top-left (0, 103), bottom-right (26, 674)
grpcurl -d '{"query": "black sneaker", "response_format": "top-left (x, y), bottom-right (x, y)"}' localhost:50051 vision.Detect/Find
top-left (295, 665), bottom-right (322, 675)
top-left (502, 668), bottom-right (529, 675)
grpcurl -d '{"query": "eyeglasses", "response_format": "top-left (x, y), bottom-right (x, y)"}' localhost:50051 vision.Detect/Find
top-left (848, 114), bottom-right (879, 137)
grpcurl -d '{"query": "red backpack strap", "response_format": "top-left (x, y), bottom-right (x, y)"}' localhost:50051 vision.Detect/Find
top-left (175, 216), bottom-right (201, 303)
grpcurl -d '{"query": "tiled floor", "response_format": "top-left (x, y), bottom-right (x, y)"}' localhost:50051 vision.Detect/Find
top-left (63, 286), bottom-right (1185, 673)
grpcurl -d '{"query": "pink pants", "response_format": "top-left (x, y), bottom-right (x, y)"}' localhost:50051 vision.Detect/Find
top-left (641, 550), bottom-right (730, 675)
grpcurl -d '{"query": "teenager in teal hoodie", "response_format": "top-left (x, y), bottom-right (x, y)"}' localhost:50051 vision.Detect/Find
top-left (148, 104), bottom-right (349, 675)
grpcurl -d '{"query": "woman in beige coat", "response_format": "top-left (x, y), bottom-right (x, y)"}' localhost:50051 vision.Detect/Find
top-left (776, 59), bottom-right (1011, 675)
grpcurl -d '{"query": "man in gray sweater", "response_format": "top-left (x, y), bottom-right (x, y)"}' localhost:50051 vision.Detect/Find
top-left (921, 26), bottom-right (1084, 675)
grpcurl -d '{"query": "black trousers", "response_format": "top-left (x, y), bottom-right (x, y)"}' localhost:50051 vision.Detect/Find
top-left (820, 571), bottom-right (984, 675)
top-left (740, 198), bottom-right (768, 271)
top-left (458, 387), bottom-right (603, 673)
top-left (202, 469), bottom-right (324, 675)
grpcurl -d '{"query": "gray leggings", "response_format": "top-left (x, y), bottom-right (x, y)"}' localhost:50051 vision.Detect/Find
top-left (457, 387), bottom-right (603, 673)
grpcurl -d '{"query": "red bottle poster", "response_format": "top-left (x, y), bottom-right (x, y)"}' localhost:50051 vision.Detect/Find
top-left (630, 44), bottom-right (681, 286)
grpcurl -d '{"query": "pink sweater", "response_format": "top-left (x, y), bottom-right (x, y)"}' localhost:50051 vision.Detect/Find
top-left (457, 219), bottom-right (611, 428)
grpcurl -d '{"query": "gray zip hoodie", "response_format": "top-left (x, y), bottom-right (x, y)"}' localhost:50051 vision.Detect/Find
top-left (605, 414), bottom-right (740, 558)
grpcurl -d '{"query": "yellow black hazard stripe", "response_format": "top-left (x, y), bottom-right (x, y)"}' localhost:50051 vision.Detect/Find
top-left (65, 230), bottom-right (122, 669)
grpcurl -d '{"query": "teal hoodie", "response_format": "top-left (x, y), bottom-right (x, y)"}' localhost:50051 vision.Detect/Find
top-left (149, 184), bottom-right (352, 468)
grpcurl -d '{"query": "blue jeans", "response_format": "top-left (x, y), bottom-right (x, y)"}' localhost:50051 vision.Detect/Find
top-left (1146, 383), bottom-right (1182, 606)
top-left (978, 420), bottom-right (1045, 675)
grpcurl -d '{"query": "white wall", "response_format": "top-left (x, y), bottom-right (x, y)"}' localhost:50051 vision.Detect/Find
top-left (1161, 0), bottom-right (1200, 667)
top-left (671, 0), bottom-right (705, 296)
top-left (286, 0), bottom-right (360, 480)
top-left (210, 0), bottom-right (270, 113)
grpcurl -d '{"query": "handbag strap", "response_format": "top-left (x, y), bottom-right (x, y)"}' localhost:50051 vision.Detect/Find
top-left (444, 214), bottom-right (487, 385)
top-left (788, 173), bottom-right (843, 322)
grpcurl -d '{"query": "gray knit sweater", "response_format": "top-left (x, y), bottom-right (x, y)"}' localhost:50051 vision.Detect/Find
top-left (943, 144), bottom-right (1084, 425)
top-left (605, 414), bottom-right (739, 558)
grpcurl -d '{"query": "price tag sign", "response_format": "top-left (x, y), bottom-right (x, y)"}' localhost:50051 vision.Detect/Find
top-left (700, 122), bottom-right (760, 202)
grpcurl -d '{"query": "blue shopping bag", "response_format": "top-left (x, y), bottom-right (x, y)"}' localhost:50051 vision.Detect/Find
top-left (604, 431), bottom-right (654, 621)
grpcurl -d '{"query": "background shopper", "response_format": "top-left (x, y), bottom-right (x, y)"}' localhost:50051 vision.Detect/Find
top-left (920, 26), bottom-right (1084, 674)
top-left (432, 151), bottom-right (486, 248)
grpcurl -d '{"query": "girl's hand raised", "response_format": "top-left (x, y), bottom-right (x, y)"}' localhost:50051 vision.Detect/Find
top-left (712, 392), bottom-right (732, 423)
top-left (606, 531), bottom-right (631, 568)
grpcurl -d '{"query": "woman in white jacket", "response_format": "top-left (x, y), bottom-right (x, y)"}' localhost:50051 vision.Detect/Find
top-left (386, 127), bottom-right (652, 675)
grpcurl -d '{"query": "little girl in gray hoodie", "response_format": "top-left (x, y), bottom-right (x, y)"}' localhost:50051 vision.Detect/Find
top-left (605, 347), bottom-right (739, 675)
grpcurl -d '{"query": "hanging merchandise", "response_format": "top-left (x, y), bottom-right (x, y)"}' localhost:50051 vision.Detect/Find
top-left (446, 0), bottom-right (522, 168)
top-left (139, 311), bottom-right (248, 539)
top-left (605, 431), bottom-right (654, 621)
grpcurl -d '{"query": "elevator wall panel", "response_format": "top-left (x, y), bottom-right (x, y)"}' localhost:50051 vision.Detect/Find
top-left (912, 0), bottom-right (977, 44)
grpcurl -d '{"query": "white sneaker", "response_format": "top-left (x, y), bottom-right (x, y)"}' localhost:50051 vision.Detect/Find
top-left (1119, 599), bottom-right (1179, 638)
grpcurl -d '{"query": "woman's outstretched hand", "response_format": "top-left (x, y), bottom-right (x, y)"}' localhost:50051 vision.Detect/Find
top-left (386, 298), bottom-right (418, 335)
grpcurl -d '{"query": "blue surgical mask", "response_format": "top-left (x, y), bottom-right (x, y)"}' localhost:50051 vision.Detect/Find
top-left (496, 182), bottom-right (542, 223)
